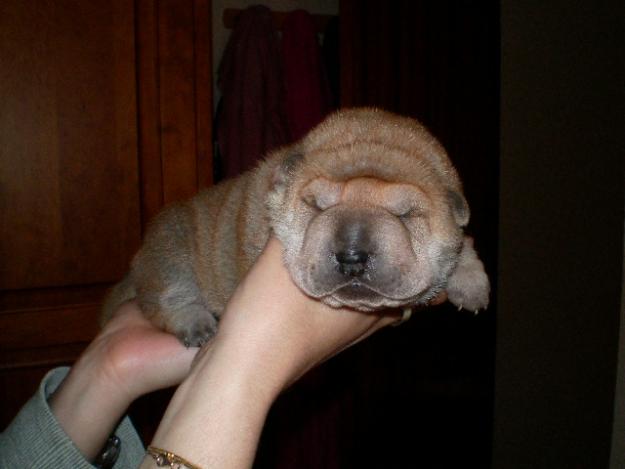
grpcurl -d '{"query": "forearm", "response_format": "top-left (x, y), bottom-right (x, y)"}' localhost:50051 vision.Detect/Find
top-left (141, 339), bottom-right (285, 469)
top-left (49, 358), bottom-right (133, 460)
top-left (48, 301), bottom-right (198, 462)
top-left (0, 367), bottom-right (145, 469)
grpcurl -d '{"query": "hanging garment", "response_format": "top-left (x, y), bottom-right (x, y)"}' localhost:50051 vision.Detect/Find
top-left (282, 9), bottom-right (332, 141)
top-left (216, 5), bottom-right (290, 178)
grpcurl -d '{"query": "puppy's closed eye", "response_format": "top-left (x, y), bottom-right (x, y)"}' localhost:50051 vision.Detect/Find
top-left (398, 206), bottom-right (424, 220)
top-left (301, 178), bottom-right (343, 211)
top-left (382, 185), bottom-right (430, 220)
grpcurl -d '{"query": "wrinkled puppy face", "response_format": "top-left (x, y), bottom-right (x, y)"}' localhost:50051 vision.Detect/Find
top-left (267, 108), bottom-right (471, 312)
top-left (270, 171), bottom-right (464, 312)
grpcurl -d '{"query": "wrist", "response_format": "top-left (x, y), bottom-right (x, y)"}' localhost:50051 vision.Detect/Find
top-left (144, 339), bottom-right (280, 469)
top-left (49, 346), bottom-right (134, 460)
top-left (186, 336), bottom-right (283, 409)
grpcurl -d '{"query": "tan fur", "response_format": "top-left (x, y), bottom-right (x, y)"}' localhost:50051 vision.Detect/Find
top-left (102, 108), bottom-right (489, 345)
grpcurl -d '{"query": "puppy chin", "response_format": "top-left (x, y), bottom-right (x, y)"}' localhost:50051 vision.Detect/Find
top-left (326, 282), bottom-right (386, 311)
top-left (293, 275), bottom-right (389, 311)
top-left (320, 287), bottom-right (421, 312)
top-left (321, 279), bottom-right (447, 312)
top-left (320, 294), bottom-right (383, 312)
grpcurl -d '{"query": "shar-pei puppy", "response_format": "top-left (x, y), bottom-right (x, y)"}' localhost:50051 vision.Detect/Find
top-left (103, 108), bottom-right (490, 346)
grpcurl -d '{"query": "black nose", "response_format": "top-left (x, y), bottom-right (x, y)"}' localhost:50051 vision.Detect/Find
top-left (335, 250), bottom-right (369, 277)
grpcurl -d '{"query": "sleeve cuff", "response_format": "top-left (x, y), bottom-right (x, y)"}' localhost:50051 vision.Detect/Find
top-left (0, 367), bottom-right (146, 468)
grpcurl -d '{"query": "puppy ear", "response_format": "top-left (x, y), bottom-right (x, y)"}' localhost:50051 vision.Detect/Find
top-left (268, 151), bottom-right (305, 211)
top-left (272, 151), bottom-right (304, 188)
top-left (447, 189), bottom-right (470, 227)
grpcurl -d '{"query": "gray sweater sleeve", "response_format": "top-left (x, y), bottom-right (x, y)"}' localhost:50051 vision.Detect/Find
top-left (0, 367), bottom-right (146, 469)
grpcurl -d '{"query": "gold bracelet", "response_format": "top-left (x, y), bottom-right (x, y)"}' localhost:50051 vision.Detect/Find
top-left (146, 446), bottom-right (203, 469)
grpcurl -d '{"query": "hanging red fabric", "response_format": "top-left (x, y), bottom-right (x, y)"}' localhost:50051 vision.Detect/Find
top-left (282, 10), bottom-right (332, 142)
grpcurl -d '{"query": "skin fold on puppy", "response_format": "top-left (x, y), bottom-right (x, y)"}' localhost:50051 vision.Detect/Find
top-left (102, 108), bottom-right (490, 346)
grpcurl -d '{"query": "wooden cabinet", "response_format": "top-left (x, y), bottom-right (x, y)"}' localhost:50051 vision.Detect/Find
top-left (0, 0), bottom-right (212, 427)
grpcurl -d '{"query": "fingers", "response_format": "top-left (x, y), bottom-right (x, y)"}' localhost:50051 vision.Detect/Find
top-left (92, 299), bottom-right (201, 398)
top-left (140, 342), bottom-right (199, 392)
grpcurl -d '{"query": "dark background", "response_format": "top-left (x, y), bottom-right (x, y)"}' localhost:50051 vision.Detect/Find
top-left (495, 1), bottom-right (624, 467)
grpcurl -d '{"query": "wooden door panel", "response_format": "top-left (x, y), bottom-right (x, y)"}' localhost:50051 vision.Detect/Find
top-left (0, 0), bottom-right (140, 290)
top-left (0, 0), bottom-right (213, 432)
top-left (137, 0), bottom-right (213, 225)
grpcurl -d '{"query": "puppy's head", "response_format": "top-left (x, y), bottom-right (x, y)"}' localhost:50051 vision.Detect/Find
top-left (267, 108), bottom-right (469, 311)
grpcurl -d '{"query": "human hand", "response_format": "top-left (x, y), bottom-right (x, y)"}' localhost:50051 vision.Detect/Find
top-left (50, 301), bottom-right (198, 460)
top-left (84, 301), bottom-right (199, 400)
top-left (212, 236), bottom-right (408, 393)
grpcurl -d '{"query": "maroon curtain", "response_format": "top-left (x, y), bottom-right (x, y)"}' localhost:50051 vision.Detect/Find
top-left (282, 10), bottom-right (332, 141)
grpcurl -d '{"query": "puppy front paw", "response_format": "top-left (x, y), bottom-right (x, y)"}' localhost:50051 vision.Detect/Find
top-left (447, 237), bottom-right (490, 313)
top-left (177, 319), bottom-right (219, 347)
top-left (173, 310), bottom-right (219, 347)
top-left (149, 301), bottom-right (219, 347)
